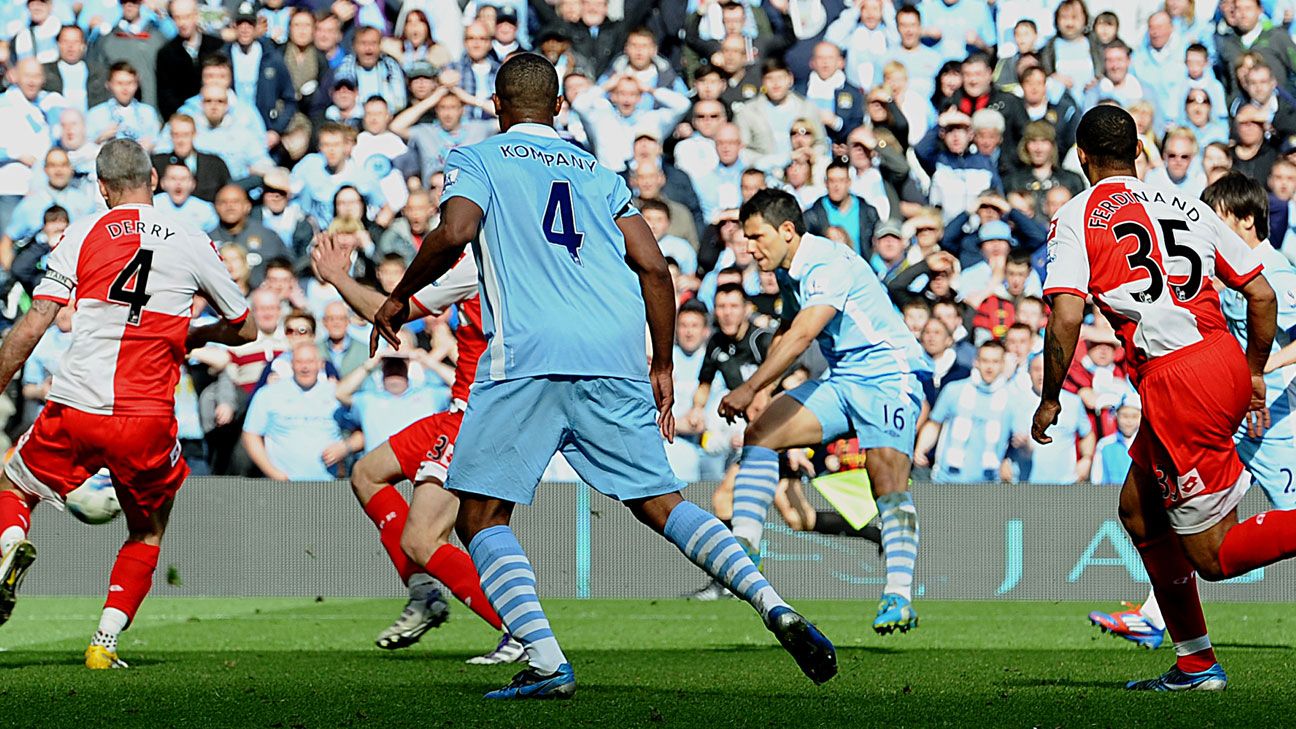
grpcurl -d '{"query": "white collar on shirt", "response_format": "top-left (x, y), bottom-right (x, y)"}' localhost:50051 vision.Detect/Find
top-left (510, 122), bottom-right (560, 138)
top-left (787, 232), bottom-right (832, 280)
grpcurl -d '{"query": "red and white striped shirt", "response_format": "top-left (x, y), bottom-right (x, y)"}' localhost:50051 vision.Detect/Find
top-left (32, 203), bottom-right (249, 416)
top-left (1043, 176), bottom-right (1263, 379)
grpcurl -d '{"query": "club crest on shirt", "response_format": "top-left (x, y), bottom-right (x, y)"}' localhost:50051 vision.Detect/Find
top-left (445, 168), bottom-right (459, 187)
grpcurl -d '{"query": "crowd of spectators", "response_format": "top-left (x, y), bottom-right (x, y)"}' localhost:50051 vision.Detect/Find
top-left (0, 0), bottom-right (1288, 484)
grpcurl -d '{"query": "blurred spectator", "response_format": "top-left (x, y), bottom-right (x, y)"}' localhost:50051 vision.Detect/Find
top-left (949, 53), bottom-right (1026, 151)
top-left (86, 61), bottom-right (161, 151)
top-left (686, 2), bottom-right (792, 93)
top-left (1215, 0), bottom-right (1296, 97)
top-left (571, 71), bottom-right (689, 172)
top-left (1234, 62), bottom-right (1296, 141)
top-left (227, 2), bottom-right (297, 150)
top-left (917, 108), bottom-right (1001, 223)
top-left (796, 42), bottom-right (864, 145)
top-left (178, 54), bottom-right (268, 137)
top-left (9, 0), bottom-right (60, 65)
top-left (319, 300), bottom-right (367, 378)
top-left (1082, 43), bottom-right (1145, 113)
top-left (1039, 0), bottom-right (1100, 103)
top-left (219, 243), bottom-right (252, 297)
top-left (336, 353), bottom-right (449, 453)
top-left (1091, 394), bottom-right (1141, 485)
top-left (941, 191), bottom-right (1046, 268)
top-left (641, 198), bottom-right (696, 275)
top-left (1131, 12), bottom-right (1185, 119)
top-left (823, 0), bottom-right (894, 89)
top-left (291, 121), bottom-right (389, 229)
top-left (735, 58), bottom-right (825, 171)
top-left (242, 342), bottom-right (354, 481)
top-left (889, 6), bottom-right (943, 99)
top-left (323, 75), bottom-right (363, 127)
top-left (182, 83), bottom-right (275, 179)
top-left (11, 206), bottom-right (69, 297)
top-left (392, 83), bottom-right (493, 184)
top-left (256, 167), bottom-right (313, 261)
top-left (42, 25), bottom-right (90, 113)
top-left (439, 22), bottom-right (496, 121)
top-left (970, 108), bottom-right (1004, 169)
top-left (1181, 89), bottom-right (1228, 149)
top-left (803, 159), bottom-right (881, 255)
top-left (631, 162), bottom-right (698, 247)
top-left (377, 189), bottom-right (435, 263)
top-left (956, 223), bottom-right (1042, 308)
top-left (1017, 65), bottom-right (1078, 157)
top-left (151, 113), bottom-right (232, 202)
top-left (210, 184), bottom-right (291, 284)
top-left (1010, 354), bottom-right (1094, 484)
top-left (601, 26), bottom-right (686, 94)
top-left (916, 340), bottom-right (1018, 482)
top-left (154, 162), bottom-right (219, 231)
top-left (693, 123), bottom-right (753, 224)
top-left (1003, 121), bottom-right (1086, 215)
top-left (157, 0), bottom-right (224, 120)
top-left (0, 60), bottom-right (60, 235)
top-left (86, 0), bottom-right (167, 109)
top-left (0, 148), bottom-right (99, 264)
top-left (1145, 128), bottom-right (1207, 197)
top-left (1175, 43), bottom-right (1226, 122)
top-left (282, 9), bottom-right (331, 120)
top-left (336, 26), bottom-right (408, 113)
top-left (1270, 159), bottom-right (1296, 254)
top-left (1232, 104), bottom-right (1279, 182)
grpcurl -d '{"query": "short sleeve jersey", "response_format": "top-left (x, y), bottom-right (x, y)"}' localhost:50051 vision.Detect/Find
top-left (33, 203), bottom-right (250, 416)
top-left (409, 252), bottom-right (484, 407)
top-left (1044, 176), bottom-right (1263, 378)
top-left (441, 123), bottom-right (647, 382)
top-left (776, 233), bottom-right (931, 380)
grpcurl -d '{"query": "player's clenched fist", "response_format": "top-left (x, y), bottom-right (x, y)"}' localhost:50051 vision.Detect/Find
top-left (1031, 398), bottom-right (1060, 445)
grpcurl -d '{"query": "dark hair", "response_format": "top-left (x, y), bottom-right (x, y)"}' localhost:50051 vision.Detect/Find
top-left (56, 24), bottom-right (83, 42)
top-left (1019, 65), bottom-right (1047, 84)
top-left (896, 6), bottom-right (920, 21)
top-left (639, 198), bottom-right (670, 218)
top-left (714, 282), bottom-right (748, 301)
top-left (760, 56), bottom-right (791, 77)
top-left (1186, 42), bottom-right (1209, 57)
top-left (1006, 322), bottom-right (1034, 336)
top-left (363, 95), bottom-right (388, 107)
top-left (1015, 18), bottom-right (1037, 31)
top-left (108, 60), bottom-right (138, 78)
top-left (43, 205), bottom-right (69, 225)
top-left (264, 257), bottom-right (295, 273)
top-left (1075, 105), bottom-right (1138, 168)
top-left (285, 308), bottom-right (317, 332)
top-left (495, 53), bottom-right (560, 117)
top-left (201, 52), bottom-right (232, 71)
top-left (694, 62), bottom-right (723, 81)
top-left (741, 167), bottom-right (766, 179)
top-left (1054, 0), bottom-right (1089, 27)
top-left (739, 188), bottom-right (806, 236)
top-left (962, 52), bottom-right (993, 70)
top-left (1006, 252), bottom-right (1033, 268)
top-left (825, 158), bottom-right (851, 176)
top-left (1201, 170), bottom-right (1270, 241)
top-left (1095, 11), bottom-right (1119, 25)
top-left (627, 26), bottom-right (655, 43)
top-left (679, 298), bottom-right (709, 317)
top-left (1104, 40), bottom-right (1132, 56)
top-left (978, 339), bottom-right (1007, 354)
top-left (379, 252), bottom-right (407, 266)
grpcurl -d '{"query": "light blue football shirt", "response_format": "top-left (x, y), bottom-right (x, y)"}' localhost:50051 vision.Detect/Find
top-left (929, 377), bottom-right (1016, 483)
top-left (1011, 389), bottom-right (1091, 484)
top-left (441, 122), bottom-right (648, 382)
top-left (776, 233), bottom-right (931, 380)
top-left (1220, 241), bottom-right (1296, 441)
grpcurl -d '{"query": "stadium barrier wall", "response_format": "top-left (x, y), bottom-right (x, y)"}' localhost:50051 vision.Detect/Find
top-left (23, 478), bottom-right (1294, 601)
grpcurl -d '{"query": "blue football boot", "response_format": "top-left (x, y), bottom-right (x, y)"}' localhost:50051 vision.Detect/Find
top-left (1126, 663), bottom-right (1227, 692)
top-left (484, 663), bottom-right (577, 700)
top-left (873, 593), bottom-right (918, 635)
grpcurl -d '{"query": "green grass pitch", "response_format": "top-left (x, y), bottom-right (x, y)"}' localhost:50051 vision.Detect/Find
top-left (2, 598), bottom-right (1295, 728)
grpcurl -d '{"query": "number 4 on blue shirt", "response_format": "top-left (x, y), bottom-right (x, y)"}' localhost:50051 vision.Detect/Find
top-left (543, 181), bottom-right (584, 263)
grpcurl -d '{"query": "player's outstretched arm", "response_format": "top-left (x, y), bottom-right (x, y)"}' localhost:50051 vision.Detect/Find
top-left (1032, 292), bottom-right (1085, 444)
top-left (620, 213), bottom-right (677, 441)
top-left (311, 232), bottom-right (389, 322)
top-left (0, 298), bottom-right (60, 392)
top-left (718, 305), bottom-right (835, 423)
top-left (373, 198), bottom-right (483, 354)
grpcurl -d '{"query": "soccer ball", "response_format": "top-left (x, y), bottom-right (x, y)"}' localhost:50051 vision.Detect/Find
top-left (65, 471), bottom-right (122, 525)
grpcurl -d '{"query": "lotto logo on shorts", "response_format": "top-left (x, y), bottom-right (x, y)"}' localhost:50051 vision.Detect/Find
top-left (1177, 469), bottom-right (1205, 500)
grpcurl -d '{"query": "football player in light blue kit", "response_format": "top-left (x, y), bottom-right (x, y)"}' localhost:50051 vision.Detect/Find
top-left (369, 54), bottom-right (836, 700)
top-left (719, 189), bottom-right (932, 635)
top-left (1089, 171), bottom-right (1296, 648)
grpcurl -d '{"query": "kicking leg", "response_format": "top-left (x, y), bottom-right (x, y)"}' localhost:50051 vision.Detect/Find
top-left (352, 445), bottom-right (449, 649)
top-left (629, 492), bottom-right (837, 685)
top-left (730, 395), bottom-right (823, 559)
top-left (457, 493), bottom-right (573, 698)
top-left (687, 464), bottom-right (743, 601)
top-left (868, 447), bottom-right (920, 634)
top-left (0, 477), bottom-right (37, 626)
top-left (1119, 463), bottom-right (1224, 691)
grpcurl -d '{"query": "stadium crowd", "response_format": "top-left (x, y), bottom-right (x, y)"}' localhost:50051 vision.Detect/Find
top-left (0, 0), bottom-right (1285, 485)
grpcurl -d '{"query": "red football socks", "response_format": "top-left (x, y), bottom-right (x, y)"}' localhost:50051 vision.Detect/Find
top-left (1136, 533), bottom-right (1216, 673)
top-left (103, 541), bottom-right (160, 627)
top-left (0, 491), bottom-right (31, 538)
top-left (363, 486), bottom-right (419, 584)
top-left (1219, 509), bottom-right (1296, 578)
top-left (425, 544), bottom-right (502, 631)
